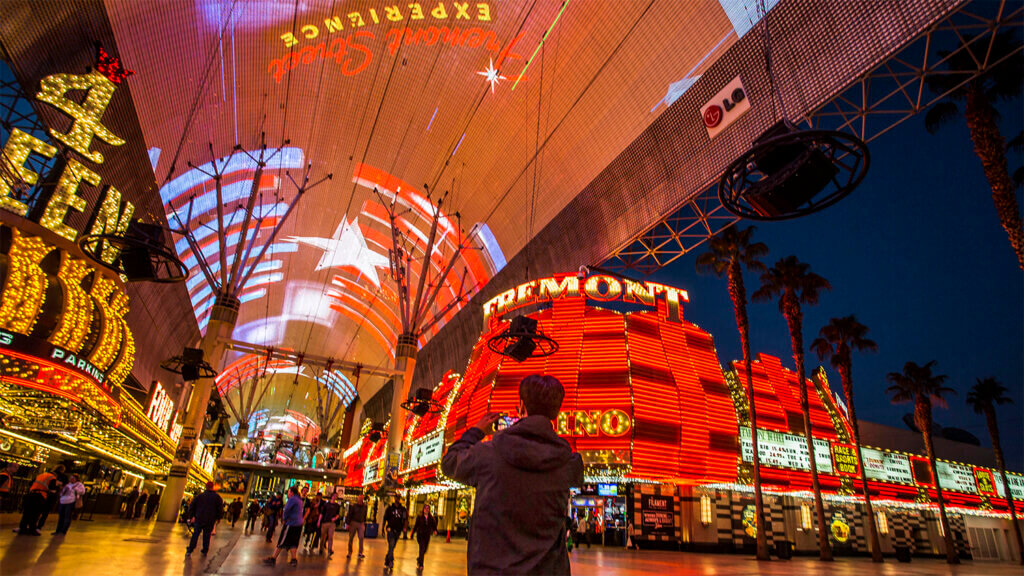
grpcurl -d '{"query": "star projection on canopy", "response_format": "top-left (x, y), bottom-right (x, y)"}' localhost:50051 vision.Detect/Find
top-left (286, 218), bottom-right (390, 287)
top-left (476, 58), bottom-right (506, 94)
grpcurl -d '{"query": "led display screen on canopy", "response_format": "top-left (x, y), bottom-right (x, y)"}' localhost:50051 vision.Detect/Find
top-left (103, 0), bottom-right (756, 366)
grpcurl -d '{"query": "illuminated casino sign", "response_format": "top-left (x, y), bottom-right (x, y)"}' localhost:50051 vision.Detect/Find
top-left (483, 273), bottom-right (689, 325)
top-left (556, 409), bottom-right (632, 438)
top-left (146, 381), bottom-right (175, 432)
top-left (0, 222), bottom-right (134, 424)
top-left (739, 426), bottom-right (834, 474)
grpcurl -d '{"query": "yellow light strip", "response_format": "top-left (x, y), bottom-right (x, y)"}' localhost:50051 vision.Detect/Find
top-left (81, 442), bottom-right (160, 475)
top-left (122, 469), bottom-right (144, 480)
top-left (0, 428), bottom-right (74, 455)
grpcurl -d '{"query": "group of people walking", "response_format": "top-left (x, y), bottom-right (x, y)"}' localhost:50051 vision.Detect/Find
top-left (14, 465), bottom-right (87, 536)
top-left (119, 486), bottom-right (161, 520)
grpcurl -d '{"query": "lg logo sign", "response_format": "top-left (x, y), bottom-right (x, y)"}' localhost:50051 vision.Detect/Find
top-left (700, 76), bottom-right (751, 138)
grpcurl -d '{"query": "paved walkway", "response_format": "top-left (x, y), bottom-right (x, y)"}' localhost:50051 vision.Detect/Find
top-left (0, 516), bottom-right (1014, 575)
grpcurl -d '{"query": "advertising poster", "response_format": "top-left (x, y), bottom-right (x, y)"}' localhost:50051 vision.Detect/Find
top-left (640, 494), bottom-right (675, 537)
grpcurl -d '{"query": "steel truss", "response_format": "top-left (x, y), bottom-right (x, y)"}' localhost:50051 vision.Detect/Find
top-left (605, 0), bottom-right (1023, 275)
top-left (0, 59), bottom-right (57, 212)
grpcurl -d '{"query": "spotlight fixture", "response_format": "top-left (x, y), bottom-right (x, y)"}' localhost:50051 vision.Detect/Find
top-left (401, 388), bottom-right (442, 417)
top-left (487, 315), bottom-right (558, 362)
top-left (718, 120), bottom-right (869, 221)
top-left (161, 347), bottom-right (217, 382)
top-left (78, 220), bottom-right (189, 282)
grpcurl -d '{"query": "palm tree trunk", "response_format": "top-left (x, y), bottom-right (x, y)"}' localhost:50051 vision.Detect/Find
top-left (783, 298), bottom-right (832, 561)
top-left (919, 401), bottom-right (959, 564)
top-left (964, 86), bottom-right (1024, 269)
top-left (985, 406), bottom-right (1024, 564)
top-left (729, 265), bottom-right (769, 561)
top-left (838, 362), bottom-right (882, 562)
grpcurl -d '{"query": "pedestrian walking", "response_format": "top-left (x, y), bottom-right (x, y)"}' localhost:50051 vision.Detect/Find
top-left (37, 464), bottom-right (65, 530)
top-left (185, 482), bottom-right (223, 557)
top-left (17, 466), bottom-right (63, 535)
top-left (345, 494), bottom-right (367, 559)
top-left (122, 487), bottom-right (138, 519)
top-left (228, 498), bottom-right (243, 528)
top-left (263, 485), bottom-right (304, 566)
top-left (0, 463), bottom-right (16, 514)
top-left (319, 492), bottom-right (341, 557)
top-left (412, 503), bottom-right (438, 571)
top-left (134, 490), bottom-right (148, 519)
top-left (244, 499), bottom-right (261, 533)
top-left (382, 495), bottom-right (408, 573)
top-left (145, 490), bottom-right (160, 520)
top-left (303, 493), bottom-right (322, 552)
top-left (264, 492), bottom-right (283, 542)
top-left (53, 474), bottom-right (85, 535)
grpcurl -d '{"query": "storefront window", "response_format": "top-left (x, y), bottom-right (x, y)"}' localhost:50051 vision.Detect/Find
top-left (699, 494), bottom-right (712, 526)
top-left (800, 502), bottom-right (812, 531)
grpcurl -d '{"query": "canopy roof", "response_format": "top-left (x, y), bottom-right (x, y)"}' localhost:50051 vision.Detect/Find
top-left (99, 0), bottom-right (770, 416)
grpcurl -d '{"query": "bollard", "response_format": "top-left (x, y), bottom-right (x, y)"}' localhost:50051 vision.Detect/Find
top-left (446, 529), bottom-right (451, 543)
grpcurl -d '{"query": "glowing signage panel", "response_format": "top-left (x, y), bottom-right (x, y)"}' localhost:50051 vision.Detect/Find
top-left (404, 431), bottom-right (444, 472)
top-left (860, 447), bottom-right (914, 485)
top-left (935, 461), bottom-right (978, 494)
top-left (739, 426), bottom-right (833, 474)
top-left (147, 382), bottom-right (175, 432)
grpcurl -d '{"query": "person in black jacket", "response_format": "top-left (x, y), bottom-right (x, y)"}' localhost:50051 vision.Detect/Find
top-left (412, 504), bottom-right (438, 571)
top-left (441, 374), bottom-right (584, 576)
top-left (382, 496), bottom-right (407, 572)
top-left (186, 482), bottom-right (224, 557)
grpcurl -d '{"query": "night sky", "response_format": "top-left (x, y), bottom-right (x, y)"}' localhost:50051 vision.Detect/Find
top-left (650, 100), bottom-right (1024, 470)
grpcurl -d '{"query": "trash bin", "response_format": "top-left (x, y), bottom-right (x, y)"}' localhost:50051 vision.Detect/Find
top-left (775, 540), bottom-right (793, 560)
top-left (365, 522), bottom-right (379, 539)
top-left (894, 545), bottom-right (911, 563)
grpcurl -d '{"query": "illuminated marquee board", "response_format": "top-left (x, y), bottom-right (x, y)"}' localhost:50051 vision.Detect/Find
top-left (483, 273), bottom-right (689, 325)
top-left (739, 426), bottom-right (833, 475)
top-left (146, 381), bottom-right (175, 432)
top-left (1, 65), bottom-right (136, 263)
top-left (860, 447), bottom-right (914, 485)
top-left (994, 473), bottom-right (1024, 501)
top-left (0, 223), bottom-right (134, 424)
top-left (936, 461), bottom-right (979, 495)
top-left (363, 458), bottom-right (383, 486)
top-left (556, 409), bottom-right (632, 438)
top-left (403, 431), bottom-right (444, 473)
top-left (192, 441), bottom-right (216, 478)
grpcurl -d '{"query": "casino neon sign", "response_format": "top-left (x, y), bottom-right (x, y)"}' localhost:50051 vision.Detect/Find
top-left (483, 273), bottom-right (688, 325)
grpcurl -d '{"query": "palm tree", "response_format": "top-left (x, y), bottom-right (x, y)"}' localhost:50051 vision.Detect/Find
top-left (924, 31), bottom-right (1024, 268)
top-left (695, 225), bottom-right (770, 560)
top-left (753, 255), bottom-right (832, 561)
top-left (886, 361), bottom-right (959, 564)
top-left (967, 377), bottom-right (1023, 565)
top-left (811, 316), bottom-right (882, 562)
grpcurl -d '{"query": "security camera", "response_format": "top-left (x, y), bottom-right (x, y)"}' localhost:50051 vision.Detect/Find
top-left (577, 265), bottom-right (589, 280)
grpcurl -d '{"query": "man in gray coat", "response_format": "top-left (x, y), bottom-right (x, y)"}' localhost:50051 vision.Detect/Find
top-left (442, 375), bottom-right (584, 576)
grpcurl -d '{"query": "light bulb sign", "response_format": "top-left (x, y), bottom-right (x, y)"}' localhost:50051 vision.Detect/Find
top-left (483, 273), bottom-right (689, 326)
top-left (0, 65), bottom-right (136, 263)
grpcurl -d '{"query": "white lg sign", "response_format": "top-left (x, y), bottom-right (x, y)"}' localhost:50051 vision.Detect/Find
top-left (700, 76), bottom-right (751, 139)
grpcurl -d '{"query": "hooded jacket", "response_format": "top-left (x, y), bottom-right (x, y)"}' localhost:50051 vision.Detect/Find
top-left (441, 415), bottom-right (584, 576)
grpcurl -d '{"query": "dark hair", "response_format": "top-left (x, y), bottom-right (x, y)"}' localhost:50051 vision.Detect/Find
top-left (519, 375), bottom-right (565, 420)
top-left (288, 485), bottom-right (299, 496)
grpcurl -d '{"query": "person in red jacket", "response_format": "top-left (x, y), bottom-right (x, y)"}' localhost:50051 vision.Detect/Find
top-left (441, 375), bottom-right (584, 576)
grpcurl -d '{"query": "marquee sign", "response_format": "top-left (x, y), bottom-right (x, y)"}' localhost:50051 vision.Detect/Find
top-left (739, 426), bottom-right (833, 474)
top-left (860, 447), bottom-right (914, 485)
top-left (403, 431), bottom-right (444, 473)
top-left (146, 381), bottom-right (175, 432)
top-left (483, 273), bottom-right (688, 325)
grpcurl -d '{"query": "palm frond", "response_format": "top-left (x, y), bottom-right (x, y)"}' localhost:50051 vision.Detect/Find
top-left (925, 101), bottom-right (960, 134)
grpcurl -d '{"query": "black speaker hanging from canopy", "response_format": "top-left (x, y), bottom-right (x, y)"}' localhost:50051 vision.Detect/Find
top-left (78, 220), bottom-right (189, 282)
top-left (401, 387), bottom-right (443, 417)
top-left (367, 421), bottom-right (385, 443)
top-left (487, 315), bottom-right (558, 362)
top-left (718, 0), bottom-right (869, 221)
top-left (718, 120), bottom-right (869, 220)
top-left (161, 347), bottom-right (217, 382)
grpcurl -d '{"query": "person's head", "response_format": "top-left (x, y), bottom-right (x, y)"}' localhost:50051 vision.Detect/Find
top-left (518, 375), bottom-right (564, 420)
top-left (54, 464), bottom-right (65, 474)
top-left (206, 481), bottom-right (215, 492)
top-left (288, 485), bottom-right (299, 497)
top-left (423, 504), bottom-right (431, 515)
top-left (330, 493), bottom-right (337, 502)
top-left (70, 474), bottom-right (79, 483)
top-left (393, 495), bottom-right (401, 505)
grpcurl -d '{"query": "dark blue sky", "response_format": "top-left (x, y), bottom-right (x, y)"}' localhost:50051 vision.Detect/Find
top-left (651, 101), bottom-right (1024, 470)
